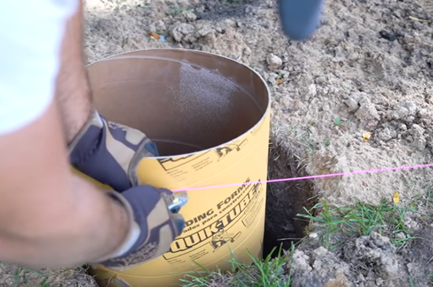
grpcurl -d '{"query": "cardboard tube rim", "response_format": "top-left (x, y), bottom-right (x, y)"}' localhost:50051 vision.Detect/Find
top-left (86, 48), bottom-right (272, 160)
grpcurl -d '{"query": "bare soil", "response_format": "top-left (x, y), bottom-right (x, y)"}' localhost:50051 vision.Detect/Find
top-left (3, 0), bottom-right (433, 286)
top-left (85, 0), bottom-right (433, 208)
top-left (0, 264), bottom-right (96, 287)
top-left (83, 0), bottom-right (433, 285)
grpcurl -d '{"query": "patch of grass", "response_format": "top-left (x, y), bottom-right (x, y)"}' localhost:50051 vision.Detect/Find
top-left (179, 245), bottom-right (294, 287)
top-left (14, 268), bottom-right (23, 287)
top-left (297, 198), bottom-right (419, 250)
top-left (13, 267), bottom-right (49, 287)
top-left (8, 265), bottom-right (92, 287)
top-left (408, 186), bottom-right (433, 220)
top-left (295, 128), bottom-right (315, 155)
top-left (409, 276), bottom-right (417, 287)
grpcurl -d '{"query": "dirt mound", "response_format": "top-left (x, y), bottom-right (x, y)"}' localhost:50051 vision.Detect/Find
top-left (291, 223), bottom-right (433, 287)
top-left (292, 232), bottom-right (404, 287)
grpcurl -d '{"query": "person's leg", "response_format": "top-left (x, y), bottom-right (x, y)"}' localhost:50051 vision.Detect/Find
top-left (55, 0), bottom-right (93, 143)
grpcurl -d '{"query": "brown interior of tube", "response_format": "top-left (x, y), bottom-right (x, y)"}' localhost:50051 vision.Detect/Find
top-left (87, 49), bottom-right (269, 156)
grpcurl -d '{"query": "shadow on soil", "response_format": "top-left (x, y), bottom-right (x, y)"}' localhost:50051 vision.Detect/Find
top-left (263, 140), bottom-right (318, 257)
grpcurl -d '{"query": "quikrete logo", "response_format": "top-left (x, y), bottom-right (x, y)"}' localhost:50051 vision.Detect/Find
top-left (167, 179), bottom-right (262, 256)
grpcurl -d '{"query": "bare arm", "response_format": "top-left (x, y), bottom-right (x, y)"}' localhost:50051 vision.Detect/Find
top-left (0, 0), bottom-right (183, 270)
top-left (0, 0), bottom-right (130, 269)
top-left (0, 99), bottom-right (130, 269)
top-left (54, 0), bottom-right (93, 143)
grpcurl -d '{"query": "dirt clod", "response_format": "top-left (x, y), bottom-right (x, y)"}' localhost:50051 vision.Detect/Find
top-left (266, 53), bottom-right (283, 70)
top-left (291, 247), bottom-right (354, 287)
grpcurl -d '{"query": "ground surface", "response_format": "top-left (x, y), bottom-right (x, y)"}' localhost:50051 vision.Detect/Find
top-left (2, 0), bottom-right (433, 286)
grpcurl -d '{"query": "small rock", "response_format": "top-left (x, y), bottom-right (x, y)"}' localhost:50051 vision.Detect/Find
top-left (355, 97), bottom-right (380, 121)
top-left (378, 127), bottom-right (397, 141)
top-left (243, 46), bottom-right (252, 55)
top-left (283, 70), bottom-right (290, 77)
top-left (268, 77), bottom-right (277, 86)
top-left (398, 123), bottom-right (407, 131)
top-left (395, 232), bottom-right (406, 239)
top-left (308, 84), bottom-right (317, 98)
top-left (315, 76), bottom-right (327, 84)
top-left (408, 124), bottom-right (426, 151)
top-left (393, 100), bottom-right (417, 120)
top-left (344, 97), bottom-right (359, 113)
top-left (197, 26), bottom-right (213, 37)
top-left (224, 19), bottom-right (236, 27)
top-left (266, 53), bottom-right (283, 70)
top-left (417, 108), bottom-right (430, 119)
top-left (404, 215), bottom-right (419, 231)
top-left (309, 232), bottom-right (318, 239)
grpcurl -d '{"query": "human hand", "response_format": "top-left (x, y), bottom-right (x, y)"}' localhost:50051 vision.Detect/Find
top-left (278, 0), bottom-right (325, 41)
top-left (68, 109), bottom-right (158, 191)
top-left (96, 185), bottom-right (185, 270)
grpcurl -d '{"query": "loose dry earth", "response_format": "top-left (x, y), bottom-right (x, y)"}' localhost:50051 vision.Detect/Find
top-left (2, 0), bottom-right (433, 286)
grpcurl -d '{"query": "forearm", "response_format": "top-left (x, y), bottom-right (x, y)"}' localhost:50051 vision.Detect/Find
top-left (0, 101), bottom-right (130, 269)
top-left (54, 0), bottom-right (93, 143)
top-left (0, 0), bottom-right (131, 269)
top-left (0, 174), bottom-right (129, 269)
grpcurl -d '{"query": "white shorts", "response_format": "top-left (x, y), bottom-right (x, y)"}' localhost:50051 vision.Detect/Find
top-left (0, 0), bottom-right (79, 135)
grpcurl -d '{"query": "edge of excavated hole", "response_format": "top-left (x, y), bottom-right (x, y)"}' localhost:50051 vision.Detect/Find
top-left (263, 135), bottom-right (319, 257)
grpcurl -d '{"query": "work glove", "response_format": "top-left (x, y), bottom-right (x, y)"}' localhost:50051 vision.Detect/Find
top-left (278, 0), bottom-right (325, 41)
top-left (68, 108), bottom-right (158, 191)
top-left (68, 109), bottom-right (185, 268)
top-left (95, 186), bottom-right (185, 270)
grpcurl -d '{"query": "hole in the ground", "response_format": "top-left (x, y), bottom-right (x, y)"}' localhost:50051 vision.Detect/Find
top-left (263, 140), bottom-right (318, 257)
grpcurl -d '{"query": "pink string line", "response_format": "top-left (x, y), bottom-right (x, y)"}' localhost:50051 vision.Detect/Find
top-left (172, 163), bottom-right (433, 192)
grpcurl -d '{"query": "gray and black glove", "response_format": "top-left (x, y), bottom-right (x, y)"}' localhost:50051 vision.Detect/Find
top-left (68, 109), bottom-right (158, 191)
top-left (68, 109), bottom-right (185, 269)
top-left (96, 187), bottom-right (184, 270)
